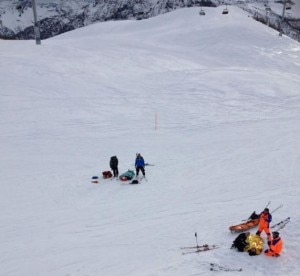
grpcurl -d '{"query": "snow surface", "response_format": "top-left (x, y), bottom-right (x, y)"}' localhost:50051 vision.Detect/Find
top-left (1, 5), bottom-right (300, 276)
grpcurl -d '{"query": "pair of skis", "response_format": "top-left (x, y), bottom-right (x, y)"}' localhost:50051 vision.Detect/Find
top-left (271, 217), bottom-right (290, 232)
top-left (181, 244), bottom-right (219, 255)
top-left (181, 232), bottom-right (219, 255)
top-left (181, 235), bottom-right (242, 272)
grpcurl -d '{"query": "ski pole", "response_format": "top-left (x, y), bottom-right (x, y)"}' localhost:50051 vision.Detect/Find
top-left (242, 201), bottom-right (271, 221)
top-left (265, 201), bottom-right (271, 209)
top-left (271, 204), bottom-right (283, 214)
top-left (195, 232), bottom-right (199, 248)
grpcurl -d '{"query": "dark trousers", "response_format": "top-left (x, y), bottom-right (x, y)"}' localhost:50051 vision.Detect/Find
top-left (136, 166), bottom-right (145, 176)
top-left (111, 167), bottom-right (119, 177)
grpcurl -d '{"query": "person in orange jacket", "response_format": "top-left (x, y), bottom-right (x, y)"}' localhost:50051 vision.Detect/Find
top-left (256, 208), bottom-right (272, 243)
top-left (264, 231), bottom-right (283, 257)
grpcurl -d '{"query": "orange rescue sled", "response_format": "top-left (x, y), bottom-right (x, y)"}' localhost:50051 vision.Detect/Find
top-left (229, 219), bottom-right (259, 233)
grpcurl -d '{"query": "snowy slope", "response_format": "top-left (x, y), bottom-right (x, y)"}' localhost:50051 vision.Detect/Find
top-left (1, 6), bottom-right (300, 276)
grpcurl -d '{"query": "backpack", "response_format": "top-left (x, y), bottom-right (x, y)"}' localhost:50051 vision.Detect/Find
top-left (102, 171), bottom-right (113, 179)
top-left (249, 211), bottom-right (260, 220)
top-left (130, 179), bottom-right (139, 184)
top-left (91, 176), bottom-right (99, 184)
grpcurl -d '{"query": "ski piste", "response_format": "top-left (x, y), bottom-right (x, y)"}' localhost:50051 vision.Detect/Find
top-left (271, 217), bottom-right (290, 231)
top-left (181, 244), bottom-right (219, 255)
top-left (210, 263), bottom-right (242, 272)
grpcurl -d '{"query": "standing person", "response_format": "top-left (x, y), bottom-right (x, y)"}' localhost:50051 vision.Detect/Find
top-left (110, 156), bottom-right (119, 177)
top-left (256, 208), bottom-right (272, 243)
top-left (264, 231), bottom-right (283, 257)
top-left (135, 153), bottom-right (145, 177)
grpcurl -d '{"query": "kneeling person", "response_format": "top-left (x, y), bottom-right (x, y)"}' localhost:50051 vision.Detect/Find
top-left (265, 231), bottom-right (282, 257)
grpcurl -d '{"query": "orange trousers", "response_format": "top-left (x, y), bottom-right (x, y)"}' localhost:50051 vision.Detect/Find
top-left (257, 225), bottom-right (271, 241)
top-left (265, 249), bottom-right (280, 257)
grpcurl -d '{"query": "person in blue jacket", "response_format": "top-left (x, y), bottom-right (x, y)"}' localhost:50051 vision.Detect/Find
top-left (135, 153), bottom-right (145, 177)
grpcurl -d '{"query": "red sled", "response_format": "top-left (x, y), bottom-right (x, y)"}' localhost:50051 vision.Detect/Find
top-left (229, 219), bottom-right (259, 233)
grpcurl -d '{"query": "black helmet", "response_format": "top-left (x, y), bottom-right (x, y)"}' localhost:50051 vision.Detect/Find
top-left (248, 248), bottom-right (257, 256)
top-left (272, 231), bottom-right (279, 237)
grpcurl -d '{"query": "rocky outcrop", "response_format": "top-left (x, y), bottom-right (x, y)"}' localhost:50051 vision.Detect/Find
top-left (0, 0), bottom-right (217, 40)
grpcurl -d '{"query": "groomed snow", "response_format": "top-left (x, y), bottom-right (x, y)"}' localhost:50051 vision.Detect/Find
top-left (1, 6), bottom-right (300, 276)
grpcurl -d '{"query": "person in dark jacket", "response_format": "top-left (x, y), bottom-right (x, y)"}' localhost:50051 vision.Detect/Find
top-left (231, 232), bottom-right (250, 252)
top-left (110, 156), bottom-right (119, 177)
top-left (135, 153), bottom-right (145, 177)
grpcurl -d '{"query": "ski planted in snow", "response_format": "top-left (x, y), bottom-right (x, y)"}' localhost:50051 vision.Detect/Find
top-left (210, 263), bottom-right (242, 272)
